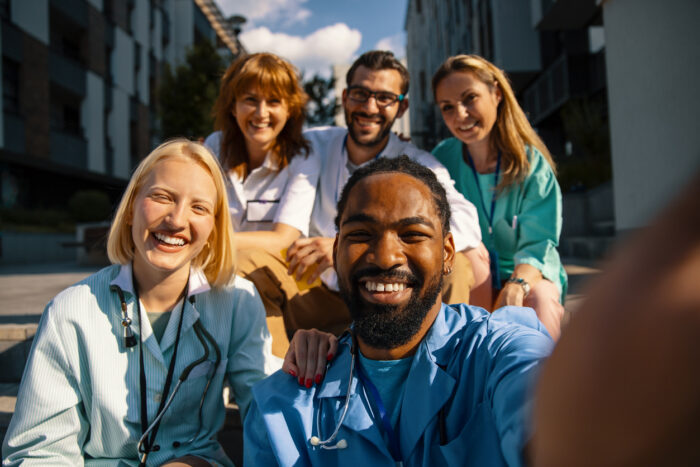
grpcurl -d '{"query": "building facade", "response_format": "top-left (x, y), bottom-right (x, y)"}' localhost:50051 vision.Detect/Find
top-left (0, 0), bottom-right (244, 212)
top-left (405, 0), bottom-right (700, 234)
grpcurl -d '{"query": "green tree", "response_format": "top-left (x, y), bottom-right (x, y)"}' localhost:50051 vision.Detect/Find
top-left (303, 74), bottom-right (338, 126)
top-left (158, 41), bottom-right (226, 139)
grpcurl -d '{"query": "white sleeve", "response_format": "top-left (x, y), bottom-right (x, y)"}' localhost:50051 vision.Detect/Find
top-left (272, 150), bottom-right (321, 237)
top-left (2, 303), bottom-right (88, 465)
top-left (415, 152), bottom-right (482, 250)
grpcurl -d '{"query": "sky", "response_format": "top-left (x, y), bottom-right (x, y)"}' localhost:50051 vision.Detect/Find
top-left (214, 0), bottom-right (409, 78)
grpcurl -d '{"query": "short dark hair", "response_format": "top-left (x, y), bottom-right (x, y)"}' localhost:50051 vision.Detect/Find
top-left (346, 50), bottom-right (410, 95)
top-left (335, 156), bottom-right (451, 235)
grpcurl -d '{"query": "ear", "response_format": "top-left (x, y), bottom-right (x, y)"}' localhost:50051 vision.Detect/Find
top-left (442, 231), bottom-right (456, 274)
top-left (341, 88), bottom-right (348, 109)
top-left (396, 97), bottom-right (409, 119)
top-left (332, 234), bottom-right (340, 274)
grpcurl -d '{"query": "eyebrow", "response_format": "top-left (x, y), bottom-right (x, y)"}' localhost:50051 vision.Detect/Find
top-left (438, 89), bottom-right (476, 105)
top-left (341, 213), bottom-right (435, 230)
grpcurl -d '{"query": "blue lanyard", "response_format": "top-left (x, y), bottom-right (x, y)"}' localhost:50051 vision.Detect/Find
top-left (463, 145), bottom-right (503, 288)
top-left (355, 355), bottom-right (403, 465)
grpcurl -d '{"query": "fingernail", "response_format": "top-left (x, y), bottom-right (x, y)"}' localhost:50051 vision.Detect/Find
top-left (298, 376), bottom-right (304, 385)
top-left (315, 374), bottom-right (321, 384)
top-left (305, 378), bottom-right (312, 388)
top-left (289, 370), bottom-right (297, 377)
top-left (327, 353), bottom-right (334, 361)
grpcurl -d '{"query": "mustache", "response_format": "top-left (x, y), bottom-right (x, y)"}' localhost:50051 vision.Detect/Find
top-left (351, 111), bottom-right (386, 122)
top-left (351, 266), bottom-right (420, 286)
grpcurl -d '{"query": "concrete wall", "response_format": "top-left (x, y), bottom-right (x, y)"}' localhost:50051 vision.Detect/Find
top-left (109, 87), bottom-right (130, 178)
top-left (173, 0), bottom-right (194, 64)
top-left (11, 0), bottom-right (49, 45)
top-left (0, 232), bottom-right (75, 264)
top-left (492, 0), bottom-right (540, 72)
top-left (83, 72), bottom-right (106, 173)
top-left (604, 0), bottom-right (700, 230)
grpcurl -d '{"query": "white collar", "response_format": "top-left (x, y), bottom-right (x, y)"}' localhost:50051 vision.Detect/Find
top-left (109, 262), bottom-right (211, 297)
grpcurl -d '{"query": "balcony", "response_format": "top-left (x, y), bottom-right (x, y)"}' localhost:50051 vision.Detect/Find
top-left (522, 50), bottom-right (606, 124)
top-left (49, 51), bottom-right (86, 97)
top-left (50, 129), bottom-right (87, 169)
top-left (50, 0), bottom-right (88, 28)
top-left (538, 0), bottom-right (599, 30)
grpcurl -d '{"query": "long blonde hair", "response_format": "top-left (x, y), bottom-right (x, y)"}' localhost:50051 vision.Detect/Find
top-left (432, 54), bottom-right (556, 191)
top-left (107, 139), bottom-right (236, 287)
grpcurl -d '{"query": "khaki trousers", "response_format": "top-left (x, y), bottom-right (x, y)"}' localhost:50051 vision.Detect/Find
top-left (236, 248), bottom-right (474, 358)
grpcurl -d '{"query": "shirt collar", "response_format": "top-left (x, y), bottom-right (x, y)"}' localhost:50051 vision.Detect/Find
top-left (109, 262), bottom-right (211, 298)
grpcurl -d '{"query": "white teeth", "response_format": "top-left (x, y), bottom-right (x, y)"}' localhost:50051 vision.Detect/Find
top-left (364, 282), bottom-right (406, 292)
top-left (250, 122), bottom-right (269, 128)
top-left (458, 121), bottom-right (477, 131)
top-left (154, 232), bottom-right (185, 246)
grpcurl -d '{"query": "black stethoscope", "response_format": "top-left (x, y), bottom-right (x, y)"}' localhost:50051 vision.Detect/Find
top-left (110, 276), bottom-right (221, 467)
top-left (309, 332), bottom-right (450, 465)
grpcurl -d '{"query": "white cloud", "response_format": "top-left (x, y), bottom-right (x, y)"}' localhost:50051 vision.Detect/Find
top-left (215, 0), bottom-right (311, 28)
top-left (240, 23), bottom-right (362, 77)
top-left (374, 33), bottom-right (406, 59)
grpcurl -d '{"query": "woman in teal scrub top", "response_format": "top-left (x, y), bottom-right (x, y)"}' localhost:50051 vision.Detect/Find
top-left (431, 55), bottom-right (567, 340)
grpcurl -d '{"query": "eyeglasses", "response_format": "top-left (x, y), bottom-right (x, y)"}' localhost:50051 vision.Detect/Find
top-left (347, 86), bottom-right (405, 108)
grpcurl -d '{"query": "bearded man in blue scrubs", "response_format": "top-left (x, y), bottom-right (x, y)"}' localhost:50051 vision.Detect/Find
top-left (243, 156), bottom-right (553, 466)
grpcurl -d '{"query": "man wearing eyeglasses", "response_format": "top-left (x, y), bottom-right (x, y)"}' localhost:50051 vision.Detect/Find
top-left (237, 51), bottom-right (481, 367)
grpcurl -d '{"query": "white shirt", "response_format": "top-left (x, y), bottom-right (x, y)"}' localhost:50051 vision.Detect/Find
top-left (304, 126), bottom-right (482, 289)
top-left (204, 131), bottom-right (320, 236)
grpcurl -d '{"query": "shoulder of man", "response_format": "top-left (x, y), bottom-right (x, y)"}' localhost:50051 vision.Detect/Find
top-left (303, 126), bottom-right (347, 144)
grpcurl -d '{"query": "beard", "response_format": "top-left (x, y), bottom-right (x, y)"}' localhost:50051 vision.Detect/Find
top-left (338, 267), bottom-right (443, 350)
top-left (345, 108), bottom-right (395, 148)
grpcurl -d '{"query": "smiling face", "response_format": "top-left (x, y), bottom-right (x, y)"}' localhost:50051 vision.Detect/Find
top-left (435, 70), bottom-right (502, 147)
top-left (130, 157), bottom-right (217, 285)
top-left (334, 172), bottom-right (455, 350)
top-left (343, 66), bottom-right (407, 152)
top-left (234, 87), bottom-right (290, 156)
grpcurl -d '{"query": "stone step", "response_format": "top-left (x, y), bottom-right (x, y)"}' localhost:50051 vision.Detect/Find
top-left (0, 325), bottom-right (38, 383)
top-left (560, 236), bottom-right (617, 260)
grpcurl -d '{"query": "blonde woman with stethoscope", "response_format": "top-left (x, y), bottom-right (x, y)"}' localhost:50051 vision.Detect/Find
top-left (2, 139), bottom-right (313, 466)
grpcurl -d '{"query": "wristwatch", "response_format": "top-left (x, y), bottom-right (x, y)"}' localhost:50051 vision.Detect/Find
top-left (506, 277), bottom-right (530, 296)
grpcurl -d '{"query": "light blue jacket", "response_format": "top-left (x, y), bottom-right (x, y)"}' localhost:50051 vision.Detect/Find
top-left (2, 264), bottom-right (273, 466)
top-left (244, 304), bottom-right (553, 466)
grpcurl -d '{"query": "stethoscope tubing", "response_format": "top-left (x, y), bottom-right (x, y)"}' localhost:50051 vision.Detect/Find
top-left (111, 283), bottom-right (222, 465)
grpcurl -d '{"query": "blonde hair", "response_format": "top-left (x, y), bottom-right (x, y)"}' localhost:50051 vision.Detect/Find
top-left (432, 54), bottom-right (556, 191)
top-left (107, 139), bottom-right (236, 287)
top-left (213, 53), bottom-right (309, 179)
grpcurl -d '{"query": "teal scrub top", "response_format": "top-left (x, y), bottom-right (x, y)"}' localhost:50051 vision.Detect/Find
top-left (432, 138), bottom-right (567, 299)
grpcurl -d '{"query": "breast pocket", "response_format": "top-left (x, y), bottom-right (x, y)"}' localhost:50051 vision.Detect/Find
top-left (246, 200), bottom-right (280, 222)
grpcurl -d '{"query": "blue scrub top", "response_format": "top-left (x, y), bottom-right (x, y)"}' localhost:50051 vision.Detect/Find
top-left (244, 303), bottom-right (553, 466)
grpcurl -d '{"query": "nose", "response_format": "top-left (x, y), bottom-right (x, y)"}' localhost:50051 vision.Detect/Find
top-left (361, 95), bottom-right (380, 114)
top-left (165, 202), bottom-right (188, 229)
top-left (255, 100), bottom-right (269, 117)
top-left (457, 101), bottom-right (469, 119)
top-left (367, 232), bottom-right (404, 270)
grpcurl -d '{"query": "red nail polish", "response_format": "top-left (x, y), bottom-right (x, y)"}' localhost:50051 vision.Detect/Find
top-left (315, 374), bottom-right (321, 384)
top-left (327, 353), bottom-right (334, 361)
top-left (298, 376), bottom-right (304, 385)
top-left (289, 370), bottom-right (297, 377)
top-left (305, 378), bottom-right (312, 388)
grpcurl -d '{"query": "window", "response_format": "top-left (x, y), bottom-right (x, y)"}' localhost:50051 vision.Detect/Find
top-left (3, 58), bottom-right (20, 114)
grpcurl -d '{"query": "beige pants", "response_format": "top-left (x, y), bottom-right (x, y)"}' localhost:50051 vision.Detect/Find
top-left (236, 248), bottom-right (474, 357)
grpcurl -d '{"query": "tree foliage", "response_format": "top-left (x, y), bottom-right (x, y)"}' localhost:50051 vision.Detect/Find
top-left (158, 41), bottom-right (225, 140)
top-left (303, 74), bottom-right (338, 127)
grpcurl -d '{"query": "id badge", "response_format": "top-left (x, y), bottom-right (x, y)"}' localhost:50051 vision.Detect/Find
top-left (246, 199), bottom-right (279, 223)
